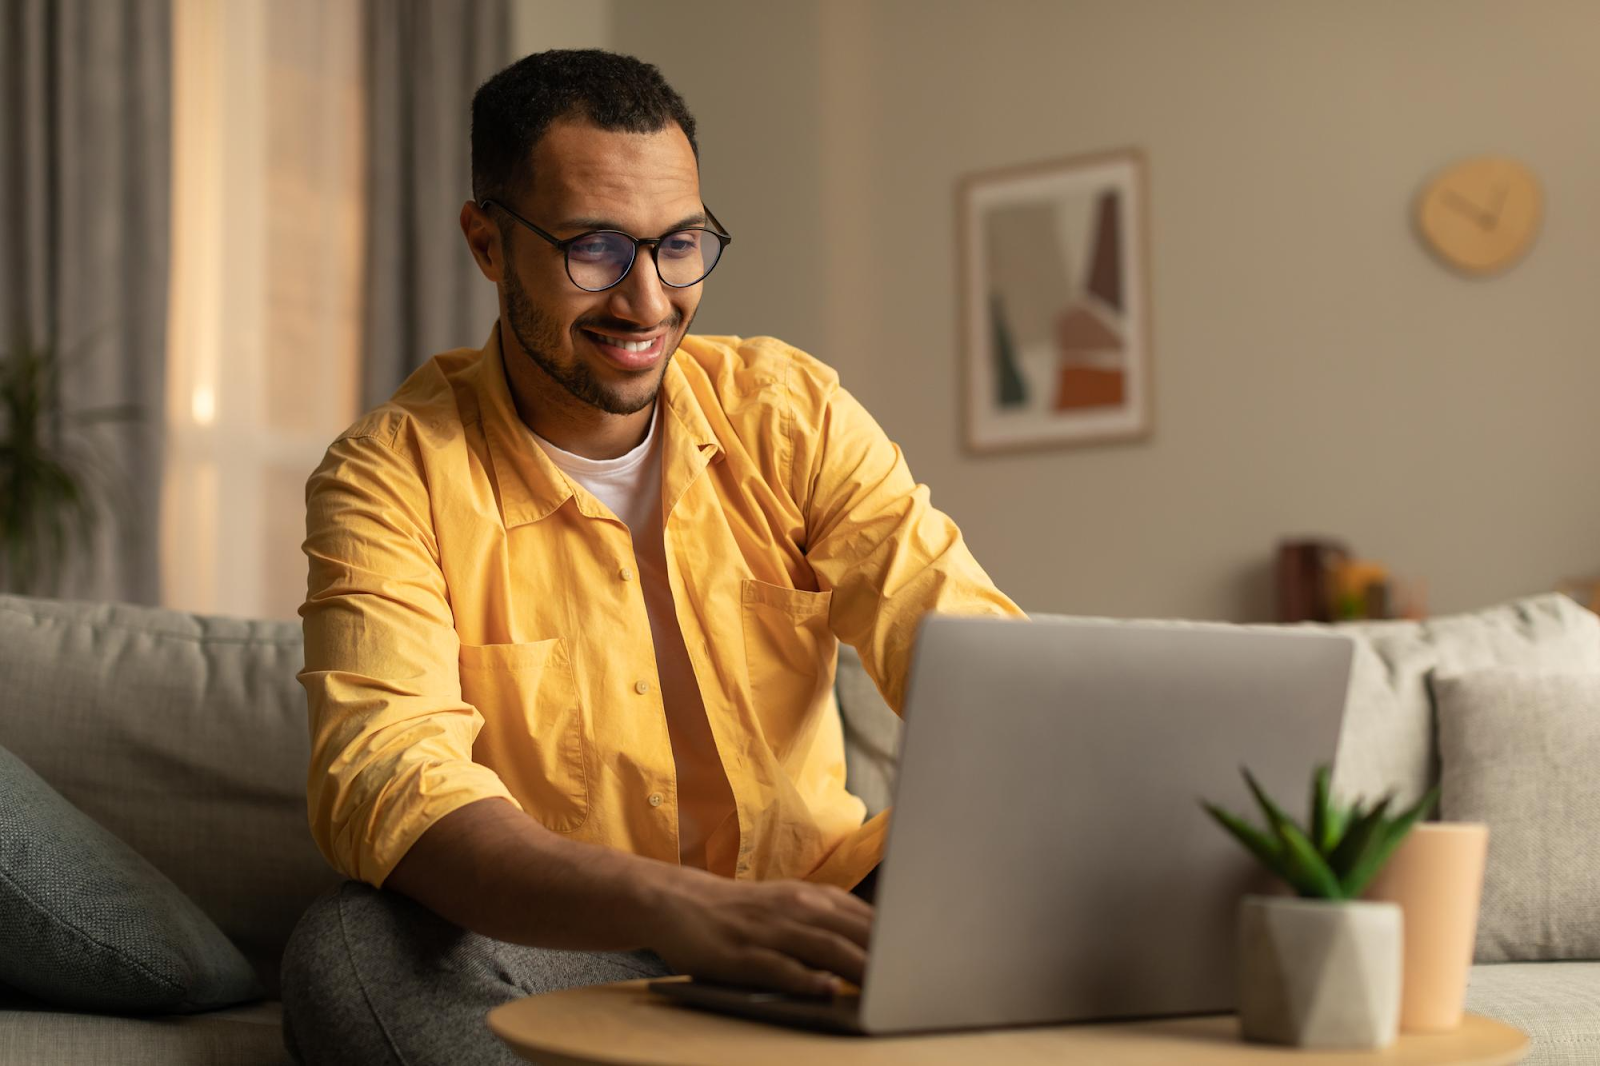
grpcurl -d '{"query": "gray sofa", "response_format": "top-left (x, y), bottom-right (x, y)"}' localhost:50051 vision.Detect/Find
top-left (2, 591), bottom-right (1597, 1064)
top-left (0, 595), bottom-right (333, 1065)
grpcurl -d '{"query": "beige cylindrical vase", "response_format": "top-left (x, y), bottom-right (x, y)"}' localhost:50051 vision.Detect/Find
top-left (1362, 822), bottom-right (1489, 1032)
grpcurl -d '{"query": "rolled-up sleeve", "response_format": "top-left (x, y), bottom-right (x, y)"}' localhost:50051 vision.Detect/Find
top-left (793, 362), bottom-right (1025, 715)
top-left (299, 420), bottom-right (520, 887)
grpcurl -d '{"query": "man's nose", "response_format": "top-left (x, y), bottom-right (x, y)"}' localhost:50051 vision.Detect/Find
top-left (606, 247), bottom-right (674, 326)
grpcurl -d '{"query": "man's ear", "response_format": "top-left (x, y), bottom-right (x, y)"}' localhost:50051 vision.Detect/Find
top-left (460, 200), bottom-right (503, 283)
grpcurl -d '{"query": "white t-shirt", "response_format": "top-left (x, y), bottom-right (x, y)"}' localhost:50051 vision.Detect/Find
top-left (530, 406), bottom-right (739, 873)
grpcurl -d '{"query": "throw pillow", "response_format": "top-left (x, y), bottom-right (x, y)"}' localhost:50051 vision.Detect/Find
top-left (1432, 669), bottom-right (1600, 963)
top-left (0, 742), bottom-right (263, 1012)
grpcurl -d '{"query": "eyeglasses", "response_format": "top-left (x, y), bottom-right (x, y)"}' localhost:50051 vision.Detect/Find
top-left (480, 198), bottom-right (733, 292)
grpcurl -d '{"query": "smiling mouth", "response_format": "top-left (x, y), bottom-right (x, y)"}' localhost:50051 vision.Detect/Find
top-left (585, 332), bottom-right (657, 353)
top-left (581, 328), bottom-right (668, 369)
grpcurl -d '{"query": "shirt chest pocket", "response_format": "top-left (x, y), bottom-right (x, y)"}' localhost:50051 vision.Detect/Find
top-left (741, 579), bottom-right (835, 754)
top-left (459, 638), bottom-right (589, 833)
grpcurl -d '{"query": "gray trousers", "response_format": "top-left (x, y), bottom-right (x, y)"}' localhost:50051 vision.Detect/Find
top-left (280, 881), bottom-right (672, 1065)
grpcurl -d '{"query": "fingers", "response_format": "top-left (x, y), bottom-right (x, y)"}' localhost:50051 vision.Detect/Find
top-left (781, 883), bottom-right (874, 949)
top-left (821, 882), bottom-right (875, 922)
top-left (771, 923), bottom-right (868, 985)
top-left (736, 947), bottom-right (842, 998)
top-left (804, 899), bottom-right (873, 950)
top-left (833, 887), bottom-right (876, 923)
top-left (660, 878), bottom-right (876, 994)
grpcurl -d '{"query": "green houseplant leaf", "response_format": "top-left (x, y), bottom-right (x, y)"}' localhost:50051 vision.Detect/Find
top-left (1201, 764), bottom-right (1432, 901)
top-left (1243, 767), bottom-right (1298, 844)
top-left (1202, 802), bottom-right (1287, 882)
top-left (1327, 797), bottom-right (1393, 876)
top-left (1339, 786), bottom-right (1440, 899)
top-left (1275, 818), bottom-right (1346, 899)
top-left (1309, 764), bottom-right (1348, 853)
top-left (0, 331), bottom-right (138, 595)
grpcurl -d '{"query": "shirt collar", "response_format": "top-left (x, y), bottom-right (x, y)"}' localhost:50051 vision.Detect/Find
top-left (475, 322), bottom-right (722, 529)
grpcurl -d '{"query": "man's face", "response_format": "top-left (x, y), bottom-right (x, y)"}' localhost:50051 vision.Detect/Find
top-left (496, 119), bottom-right (705, 417)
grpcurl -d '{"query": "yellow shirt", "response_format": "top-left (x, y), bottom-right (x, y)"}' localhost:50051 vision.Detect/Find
top-left (299, 324), bottom-right (1021, 891)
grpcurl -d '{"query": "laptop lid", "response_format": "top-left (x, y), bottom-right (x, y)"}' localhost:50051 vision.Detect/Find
top-left (858, 615), bottom-right (1353, 1035)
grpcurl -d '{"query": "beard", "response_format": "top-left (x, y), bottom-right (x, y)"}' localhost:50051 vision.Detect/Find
top-left (502, 263), bottom-right (685, 416)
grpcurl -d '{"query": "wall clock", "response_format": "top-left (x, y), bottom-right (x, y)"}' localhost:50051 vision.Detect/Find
top-left (1416, 156), bottom-right (1542, 276)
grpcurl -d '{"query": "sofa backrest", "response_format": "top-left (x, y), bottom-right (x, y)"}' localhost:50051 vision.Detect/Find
top-left (0, 595), bottom-right (340, 997)
top-left (837, 593), bottom-right (1600, 817)
top-left (4, 590), bottom-right (1595, 997)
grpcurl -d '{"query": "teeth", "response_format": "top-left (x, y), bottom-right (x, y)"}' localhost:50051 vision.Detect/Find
top-left (591, 332), bottom-right (653, 353)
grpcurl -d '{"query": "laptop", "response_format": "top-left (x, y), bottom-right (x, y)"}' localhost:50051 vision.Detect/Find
top-left (651, 614), bottom-right (1354, 1035)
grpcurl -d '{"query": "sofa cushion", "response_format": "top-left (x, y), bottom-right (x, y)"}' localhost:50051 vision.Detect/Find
top-left (1466, 962), bottom-right (1600, 1065)
top-left (1332, 595), bottom-right (1600, 808)
top-left (1434, 670), bottom-right (1600, 963)
top-left (0, 998), bottom-right (288, 1066)
top-left (834, 595), bottom-right (1600, 815)
top-left (0, 596), bottom-right (341, 997)
top-left (0, 742), bottom-right (261, 1012)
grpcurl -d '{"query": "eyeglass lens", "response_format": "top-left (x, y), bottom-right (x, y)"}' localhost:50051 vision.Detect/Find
top-left (567, 230), bottom-right (725, 291)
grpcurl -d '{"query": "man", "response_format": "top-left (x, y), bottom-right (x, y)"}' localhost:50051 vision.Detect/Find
top-left (282, 49), bottom-right (1020, 1064)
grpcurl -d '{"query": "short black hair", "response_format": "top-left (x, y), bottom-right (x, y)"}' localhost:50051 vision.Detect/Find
top-left (471, 49), bottom-right (698, 206)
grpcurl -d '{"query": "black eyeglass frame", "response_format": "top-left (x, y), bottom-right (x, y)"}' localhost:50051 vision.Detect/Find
top-left (479, 197), bottom-right (733, 292)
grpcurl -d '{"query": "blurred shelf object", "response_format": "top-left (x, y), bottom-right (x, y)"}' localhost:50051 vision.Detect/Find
top-left (1276, 538), bottom-right (1349, 623)
top-left (1277, 538), bottom-right (1426, 623)
top-left (1557, 575), bottom-right (1600, 614)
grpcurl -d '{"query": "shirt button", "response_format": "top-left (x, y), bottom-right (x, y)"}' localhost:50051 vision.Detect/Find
top-left (619, 566), bottom-right (634, 581)
top-left (648, 793), bottom-right (664, 807)
top-left (634, 679), bottom-right (651, 695)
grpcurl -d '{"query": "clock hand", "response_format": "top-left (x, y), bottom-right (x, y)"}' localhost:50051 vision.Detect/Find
top-left (1441, 189), bottom-right (1494, 230)
top-left (1487, 181), bottom-right (1509, 228)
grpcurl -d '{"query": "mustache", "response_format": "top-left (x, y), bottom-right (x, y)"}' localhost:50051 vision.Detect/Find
top-left (574, 314), bottom-right (682, 335)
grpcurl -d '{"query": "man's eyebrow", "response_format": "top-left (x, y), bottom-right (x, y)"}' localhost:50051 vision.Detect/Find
top-left (556, 212), bottom-right (709, 235)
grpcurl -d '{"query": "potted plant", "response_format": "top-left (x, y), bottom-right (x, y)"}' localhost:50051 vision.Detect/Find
top-left (0, 332), bottom-right (138, 595)
top-left (1202, 765), bottom-right (1438, 1049)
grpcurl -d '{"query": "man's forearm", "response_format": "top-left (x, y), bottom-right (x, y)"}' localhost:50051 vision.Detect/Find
top-left (382, 796), bottom-right (675, 951)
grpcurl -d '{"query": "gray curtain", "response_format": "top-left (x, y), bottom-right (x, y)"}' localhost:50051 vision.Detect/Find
top-left (361, 0), bottom-right (511, 412)
top-left (0, 0), bottom-right (170, 605)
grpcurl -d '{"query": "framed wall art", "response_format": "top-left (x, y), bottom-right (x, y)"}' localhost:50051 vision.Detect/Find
top-left (958, 148), bottom-right (1153, 453)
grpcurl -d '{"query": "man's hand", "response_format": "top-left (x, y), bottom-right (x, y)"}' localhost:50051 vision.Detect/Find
top-left (647, 869), bottom-right (873, 997)
top-left (384, 798), bottom-right (872, 997)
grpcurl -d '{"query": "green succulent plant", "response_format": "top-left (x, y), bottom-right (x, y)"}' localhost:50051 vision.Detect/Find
top-left (1202, 765), bottom-right (1438, 901)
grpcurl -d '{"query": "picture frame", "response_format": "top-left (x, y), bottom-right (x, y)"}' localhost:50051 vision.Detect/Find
top-left (957, 147), bottom-right (1154, 453)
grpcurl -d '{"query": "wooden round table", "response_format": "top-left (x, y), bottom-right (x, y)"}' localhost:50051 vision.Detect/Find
top-left (488, 979), bottom-right (1529, 1065)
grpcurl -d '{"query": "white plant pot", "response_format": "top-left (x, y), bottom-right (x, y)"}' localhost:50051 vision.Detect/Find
top-left (1238, 895), bottom-right (1403, 1049)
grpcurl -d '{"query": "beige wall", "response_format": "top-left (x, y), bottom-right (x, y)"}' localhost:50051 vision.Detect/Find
top-left (511, 0), bottom-right (610, 56)
top-left (530, 1), bottom-right (1600, 621)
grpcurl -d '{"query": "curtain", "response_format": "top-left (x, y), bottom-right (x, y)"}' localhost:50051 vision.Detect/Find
top-left (162, 0), bottom-right (365, 623)
top-left (0, 0), bottom-right (171, 604)
top-left (360, 0), bottom-right (511, 412)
